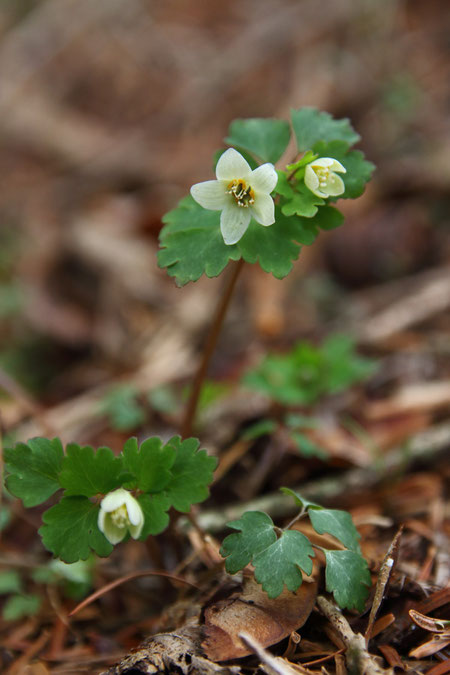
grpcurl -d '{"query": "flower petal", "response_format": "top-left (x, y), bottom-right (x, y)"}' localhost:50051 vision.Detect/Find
top-left (328, 159), bottom-right (346, 173)
top-left (129, 520), bottom-right (144, 540)
top-left (103, 514), bottom-right (126, 545)
top-left (98, 508), bottom-right (107, 533)
top-left (190, 180), bottom-right (228, 210)
top-left (250, 163), bottom-right (278, 194)
top-left (251, 193), bottom-right (275, 226)
top-left (220, 204), bottom-right (251, 244)
top-left (325, 173), bottom-right (345, 196)
top-left (216, 148), bottom-right (251, 181)
top-left (100, 488), bottom-right (127, 513)
top-left (124, 494), bottom-right (143, 527)
top-left (310, 157), bottom-right (334, 168)
top-left (305, 165), bottom-right (322, 195)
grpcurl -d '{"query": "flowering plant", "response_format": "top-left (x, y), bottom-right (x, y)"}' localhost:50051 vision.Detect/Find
top-left (3, 107), bottom-right (374, 610)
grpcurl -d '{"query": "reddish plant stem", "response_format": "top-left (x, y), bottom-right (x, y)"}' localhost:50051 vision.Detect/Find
top-left (181, 258), bottom-right (245, 439)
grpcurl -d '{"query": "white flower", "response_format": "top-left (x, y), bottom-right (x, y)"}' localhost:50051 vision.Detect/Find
top-left (304, 157), bottom-right (346, 198)
top-left (190, 148), bottom-right (278, 245)
top-left (98, 488), bottom-right (144, 545)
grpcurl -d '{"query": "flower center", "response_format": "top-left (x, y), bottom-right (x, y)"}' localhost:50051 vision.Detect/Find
top-left (227, 179), bottom-right (255, 207)
top-left (315, 167), bottom-right (330, 188)
top-left (110, 504), bottom-right (130, 528)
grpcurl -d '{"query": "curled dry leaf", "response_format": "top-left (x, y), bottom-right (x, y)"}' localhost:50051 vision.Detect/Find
top-left (202, 572), bottom-right (318, 661)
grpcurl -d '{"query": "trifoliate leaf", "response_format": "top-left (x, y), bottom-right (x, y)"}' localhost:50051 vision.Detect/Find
top-left (290, 431), bottom-right (328, 460)
top-left (137, 493), bottom-right (171, 537)
top-left (225, 118), bottom-right (291, 164)
top-left (291, 108), bottom-right (360, 152)
top-left (220, 511), bottom-right (277, 574)
top-left (122, 437), bottom-right (176, 493)
top-left (158, 196), bottom-right (241, 285)
top-left (325, 550), bottom-right (371, 611)
top-left (280, 487), bottom-right (321, 511)
top-left (3, 594), bottom-right (41, 621)
top-left (309, 509), bottom-right (361, 552)
top-left (281, 184), bottom-right (325, 218)
top-left (164, 436), bottom-right (217, 512)
top-left (312, 141), bottom-right (375, 199)
top-left (4, 437), bottom-right (64, 507)
top-left (253, 530), bottom-right (315, 598)
top-left (59, 444), bottom-right (124, 497)
top-left (40, 497), bottom-right (113, 563)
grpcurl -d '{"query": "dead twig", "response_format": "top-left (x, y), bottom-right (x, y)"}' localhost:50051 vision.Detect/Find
top-left (317, 596), bottom-right (391, 675)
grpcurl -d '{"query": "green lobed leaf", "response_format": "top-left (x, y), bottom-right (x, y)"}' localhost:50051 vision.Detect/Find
top-left (281, 184), bottom-right (325, 218)
top-left (225, 118), bottom-right (291, 164)
top-left (241, 419), bottom-right (278, 441)
top-left (137, 493), bottom-right (171, 538)
top-left (40, 496), bottom-right (113, 563)
top-left (237, 208), bottom-right (308, 278)
top-left (313, 206), bottom-right (344, 231)
top-left (59, 444), bottom-right (124, 497)
top-left (284, 413), bottom-right (318, 429)
top-left (163, 436), bottom-right (217, 512)
top-left (280, 487), bottom-right (321, 511)
top-left (321, 334), bottom-right (377, 393)
top-left (101, 385), bottom-right (145, 431)
top-left (312, 141), bottom-right (375, 199)
top-left (3, 594), bottom-right (41, 621)
top-left (309, 509), bottom-right (361, 552)
top-left (157, 196), bottom-right (241, 285)
top-left (220, 511), bottom-right (277, 574)
top-left (290, 431), bottom-right (328, 460)
top-left (253, 530), bottom-right (315, 598)
top-left (0, 570), bottom-right (22, 595)
top-left (122, 437), bottom-right (176, 493)
top-left (4, 437), bottom-right (64, 507)
top-left (325, 549), bottom-right (371, 611)
top-left (291, 108), bottom-right (360, 152)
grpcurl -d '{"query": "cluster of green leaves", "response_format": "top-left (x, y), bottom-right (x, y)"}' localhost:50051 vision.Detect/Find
top-left (241, 335), bottom-right (375, 459)
top-left (243, 334), bottom-right (376, 406)
top-left (220, 488), bottom-right (371, 611)
top-left (4, 435), bottom-right (217, 563)
top-left (158, 108), bottom-right (374, 285)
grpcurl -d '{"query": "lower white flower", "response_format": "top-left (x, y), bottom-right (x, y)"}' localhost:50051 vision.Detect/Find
top-left (98, 488), bottom-right (144, 545)
top-left (190, 148), bottom-right (278, 245)
top-left (304, 157), bottom-right (346, 198)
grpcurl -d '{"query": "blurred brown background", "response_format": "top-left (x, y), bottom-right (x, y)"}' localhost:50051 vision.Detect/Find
top-left (0, 0), bottom-right (449, 441)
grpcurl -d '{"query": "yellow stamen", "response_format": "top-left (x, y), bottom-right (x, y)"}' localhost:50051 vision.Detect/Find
top-left (227, 179), bottom-right (255, 207)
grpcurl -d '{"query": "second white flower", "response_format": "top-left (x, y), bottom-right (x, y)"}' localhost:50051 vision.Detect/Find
top-left (190, 148), bottom-right (278, 245)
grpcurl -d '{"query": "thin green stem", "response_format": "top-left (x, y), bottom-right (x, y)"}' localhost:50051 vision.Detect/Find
top-left (181, 258), bottom-right (245, 439)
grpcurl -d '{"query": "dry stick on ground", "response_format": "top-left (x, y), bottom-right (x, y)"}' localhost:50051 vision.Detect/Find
top-left (191, 420), bottom-right (450, 533)
top-left (357, 266), bottom-right (450, 344)
top-left (239, 631), bottom-right (310, 675)
top-left (317, 596), bottom-right (390, 675)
